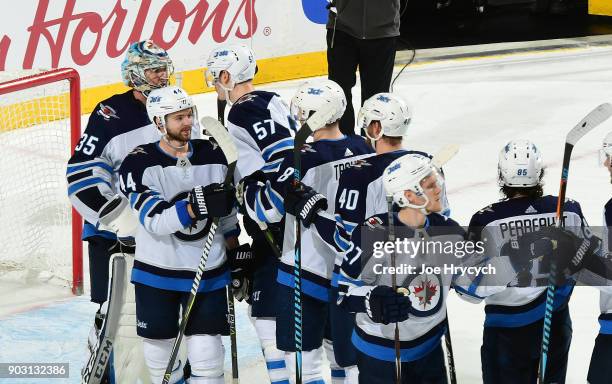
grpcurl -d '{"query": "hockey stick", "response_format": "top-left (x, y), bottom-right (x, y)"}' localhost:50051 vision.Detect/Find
top-left (162, 116), bottom-right (239, 384)
top-left (216, 99), bottom-right (240, 384)
top-left (431, 144), bottom-right (459, 384)
top-left (538, 103), bottom-right (612, 384)
top-left (386, 196), bottom-right (402, 384)
top-left (81, 256), bottom-right (126, 384)
top-left (432, 144), bottom-right (459, 169)
top-left (288, 105), bottom-right (338, 384)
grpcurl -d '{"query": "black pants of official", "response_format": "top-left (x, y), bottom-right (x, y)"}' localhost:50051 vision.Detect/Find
top-left (327, 28), bottom-right (397, 136)
top-left (481, 306), bottom-right (572, 384)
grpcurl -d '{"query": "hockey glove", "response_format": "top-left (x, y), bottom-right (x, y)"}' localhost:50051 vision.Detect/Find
top-left (236, 170), bottom-right (267, 213)
top-left (284, 182), bottom-right (327, 228)
top-left (365, 285), bottom-right (410, 325)
top-left (518, 227), bottom-right (599, 285)
top-left (231, 268), bottom-right (252, 302)
top-left (98, 195), bottom-right (138, 247)
top-left (228, 244), bottom-right (255, 301)
top-left (189, 183), bottom-right (236, 220)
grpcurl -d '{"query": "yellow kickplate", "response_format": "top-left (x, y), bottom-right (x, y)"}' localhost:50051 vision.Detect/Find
top-left (589, 0), bottom-right (612, 16)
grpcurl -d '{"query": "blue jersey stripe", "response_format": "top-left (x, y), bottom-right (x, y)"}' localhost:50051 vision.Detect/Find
top-left (131, 268), bottom-right (229, 292)
top-left (351, 328), bottom-right (444, 363)
top-left (67, 177), bottom-right (112, 196)
top-left (277, 269), bottom-right (329, 302)
top-left (67, 161), bottom-right (114, 175)
top-left (261, 138), bottom-right (293, 162)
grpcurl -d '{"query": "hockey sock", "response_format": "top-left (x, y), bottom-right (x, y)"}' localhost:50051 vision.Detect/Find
top-left (323, 339), bottom-right (347, 384)
top-left (286, 348), bottom-right (325, 384)
top-left (249, 315), bottom-right (290, 384)
top-left (185, 335), bottom-right (224, 384)
top-left (143, 338), bottom-right (185, 384)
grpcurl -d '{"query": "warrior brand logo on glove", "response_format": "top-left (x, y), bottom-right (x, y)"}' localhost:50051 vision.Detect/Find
top-left (194, 187), bottom-right (207, 215)
top-left (572, 238), bottom-right (591, 267)
top-left (299, 194), bottom-right (325, 220)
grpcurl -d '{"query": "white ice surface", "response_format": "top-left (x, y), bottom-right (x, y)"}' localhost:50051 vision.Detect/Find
top-left (2, 44), bottom-right (612, 383)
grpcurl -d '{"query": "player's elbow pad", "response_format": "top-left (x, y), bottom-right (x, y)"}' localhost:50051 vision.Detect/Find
top-left (98, 195), bottom-right (139, 237)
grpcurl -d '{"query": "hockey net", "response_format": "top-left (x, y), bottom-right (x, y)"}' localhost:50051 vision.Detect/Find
top-left (0, 68), bottom-right (83, 294)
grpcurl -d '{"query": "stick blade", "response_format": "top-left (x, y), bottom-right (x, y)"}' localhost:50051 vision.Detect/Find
top-left (200, 116), bottom-right (238, 165)
top-left (567, 103), bottom-right (612, 145)
top-left (432, 144), bottom-right (459, 169)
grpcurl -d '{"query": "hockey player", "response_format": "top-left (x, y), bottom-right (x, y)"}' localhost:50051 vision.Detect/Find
top-left (66, 40), bottom-right (175, 381)
top-left (587, 131), bottom-right (612, 383)
top-left (460, 140), bottom-right (591, 384)
top-left (332, 153), bottom-right (466, 384)
top-left (242, 78), bottom-right (373, 383)
top-left (322, 93), bottom-right (432, 379)
top-left (118, 86), bottom-right (240, 384)
top-left (205, 43), bottom-right (294, 383)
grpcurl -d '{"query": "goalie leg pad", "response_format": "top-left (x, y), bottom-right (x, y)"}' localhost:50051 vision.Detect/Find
top-left (249, 314), bottom-right (290, 384)
top-left (185, 334), bottom-right (225, 383)
top-left (142, 338), bottom-right (184, 384)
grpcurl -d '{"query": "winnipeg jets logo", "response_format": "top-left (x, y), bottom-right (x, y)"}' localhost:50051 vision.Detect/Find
top-left (236, 94), bottom-right (256, 105)
top-left (97, 103), bottom-right (119, 121)
top-left (301, 144), bottom-right (316, 153)
top-left (129, 146), bottom-right (147, 155)
top-left (351, 159), bottom-right (372, 169)
top-left (365, 216), bottom-right (383, 229)
top-left (376, 95), bottom-right (391, 103)
top-left (404, 272), bottom-right (442, 317)
top-left (477, 205), bottom-right (494, 214)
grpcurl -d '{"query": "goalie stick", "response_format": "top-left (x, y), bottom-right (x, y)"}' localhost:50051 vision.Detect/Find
top-left (288, 104), bottom-right (337, 384)
top-left (162, 116), bottom-right (239, 384)
top-left (538, 103), bottom-right (612, 384)
top-left (81, 255), bottom-right (127, 384)
top-left (216, 99), bottom-right (240, 384)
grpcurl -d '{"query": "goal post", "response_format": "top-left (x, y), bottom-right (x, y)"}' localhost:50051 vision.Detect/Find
top-left (0, 68), bottom-right (83, 295)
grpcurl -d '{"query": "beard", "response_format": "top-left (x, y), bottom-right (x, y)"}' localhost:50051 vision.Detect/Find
top-left (166, 128), bottom-right (190, 144)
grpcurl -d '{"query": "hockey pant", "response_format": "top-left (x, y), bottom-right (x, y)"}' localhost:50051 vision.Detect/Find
top-left (276, 284), bottom-right (351, 383)
top-left (135, 284), bottom-right (230, 383)
top-left (587, 332), bottom-right (612, 384)
top-left (356, 343), bottom-right (448, 384)
top-left (481, 306), bottom-right (572, 384)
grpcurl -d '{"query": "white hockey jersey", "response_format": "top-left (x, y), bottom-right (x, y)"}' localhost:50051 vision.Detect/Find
top-left (118, 139), bottom-right (239, 292)
top-left (457, 195), bottom-right (588, 328)
top-left (66, 91), bottom-right (200, 240)
top-left (337, 212), bottom-right (473, 362)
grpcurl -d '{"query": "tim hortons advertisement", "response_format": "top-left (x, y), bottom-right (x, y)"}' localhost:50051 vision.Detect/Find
top-left (0, 0), bottom-right (327, 87)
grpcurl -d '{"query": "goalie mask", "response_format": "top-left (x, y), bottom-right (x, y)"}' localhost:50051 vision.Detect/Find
top-left (498, 140), bottom-right (543, 187)
top-left (358, 93), bottom-right (412, 147)
top-left (121, 40), bottom-right (174, 96)
top-left (290, 79), bottom-right (346, 126)
top-left (383, 154), bottom-right (445, 213)
top-left (204, 44), bottom-right (257, 105)
top-left (146, 86), bottom-right (198, 133)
